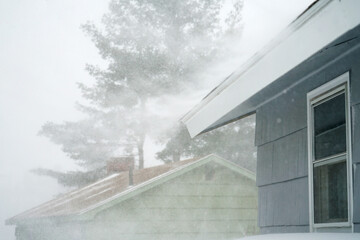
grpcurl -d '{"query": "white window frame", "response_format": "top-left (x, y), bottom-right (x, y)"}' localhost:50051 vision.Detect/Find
top-left (307, 72), bottom-right (353, 232)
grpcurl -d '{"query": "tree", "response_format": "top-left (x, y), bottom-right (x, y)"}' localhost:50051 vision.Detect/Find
top-left (157, 115), bottom-right (257, 172)
top-left (39, 107), bottom-right (130, 170)
top-left (31, 167), bottom-right (108, 188)
top-left (79, 0), bottom-right (244, 169)
top-left (37, 0), bottom-right (244, 187)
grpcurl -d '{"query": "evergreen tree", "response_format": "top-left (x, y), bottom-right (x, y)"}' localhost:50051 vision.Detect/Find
top-left (36, 0), bottom-right (244, 187)
top-left (157, 115), bottom-right (257, 172)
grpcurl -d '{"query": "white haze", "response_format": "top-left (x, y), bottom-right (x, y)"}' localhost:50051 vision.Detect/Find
top-left (0, 0), bottom-right (313, 239)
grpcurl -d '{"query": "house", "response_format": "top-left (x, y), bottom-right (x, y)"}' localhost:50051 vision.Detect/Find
top-left (182, 0), bottom-right (360, 234)
top-left (6, 155), bottom-right (258, 240)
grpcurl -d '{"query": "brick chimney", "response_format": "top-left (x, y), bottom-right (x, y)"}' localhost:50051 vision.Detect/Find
top-left (106, 156), bottom-right (135, 174)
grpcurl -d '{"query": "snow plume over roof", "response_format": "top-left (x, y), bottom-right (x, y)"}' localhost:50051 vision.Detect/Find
top-left (6, 154), bottom-right (255, 224)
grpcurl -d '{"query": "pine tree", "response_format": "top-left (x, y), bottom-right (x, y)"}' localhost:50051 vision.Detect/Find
top-left (157, 115), bottom-right (256, 172)
top-left (37, 0), bottom-right (244, 187)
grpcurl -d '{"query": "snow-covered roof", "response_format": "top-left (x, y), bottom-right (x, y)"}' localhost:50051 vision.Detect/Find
top-left (182, 0), bottom-right (360, 137)
top-left (6, 154), bottom-right (255, 225)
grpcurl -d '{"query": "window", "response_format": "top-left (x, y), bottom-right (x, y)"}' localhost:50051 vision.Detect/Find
top-left (307, 72), bottom-right (352, 231)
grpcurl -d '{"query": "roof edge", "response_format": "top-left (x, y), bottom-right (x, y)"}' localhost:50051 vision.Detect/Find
top-left (75, 154), bottom-right (255, 221)
top-left (6, 155), bottom-right (255, 225)
top-left (181, 0), bottom-right (331, 137)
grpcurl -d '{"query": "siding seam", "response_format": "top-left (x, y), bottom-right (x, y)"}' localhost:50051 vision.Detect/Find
top-left (352, 102), bottom-right (360, 107)
top-left (257, 127), bottom-right (307, 148)
top-left (258, 175), bottom-right (307, 188)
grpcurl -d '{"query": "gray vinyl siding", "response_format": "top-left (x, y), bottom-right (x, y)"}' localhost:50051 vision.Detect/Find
top-left (255, 25), bottom-right (360, 233)
top-left (256, 128), bottom-right (307, 186)
top-left (353, 103), bottom-right (360, 165)
top-left (354, 161), bottom-right (360, 225)
top-left (353, 103), bottom-right (360, 225)
top-left (355, 224), bottom-right (360, 232)
top-left (258, 178), bottom-right (309, 228)
top-left (259, 225), bottom-right (309, 234)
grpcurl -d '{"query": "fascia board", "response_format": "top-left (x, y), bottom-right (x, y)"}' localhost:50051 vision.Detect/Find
top-left (182, 0), bottom-right (360, 137)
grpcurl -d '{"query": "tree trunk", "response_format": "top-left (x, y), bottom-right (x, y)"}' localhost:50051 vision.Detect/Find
top-left (172, 151), bottom-right (180, 162)
top-left (137, 135), bottom-right (145, 169)
top-left (137, 98), bottom-right (147, 169)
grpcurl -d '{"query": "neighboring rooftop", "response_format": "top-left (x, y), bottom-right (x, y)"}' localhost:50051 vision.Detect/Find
top-left (7, 155), bottom-right (255, 224)
top-left (7, 158), bottom-right (198, 223)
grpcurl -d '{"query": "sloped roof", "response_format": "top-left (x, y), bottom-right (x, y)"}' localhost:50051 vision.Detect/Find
top-left (7, 154), bottom-right (255, 225)
top-left (182, 0), bottom-right (360, 137)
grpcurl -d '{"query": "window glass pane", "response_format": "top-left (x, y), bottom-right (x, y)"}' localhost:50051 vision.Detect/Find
top-left (314, 160), bottom-right (348, 224)
top-left (314, 93), bottom-right (346, 160)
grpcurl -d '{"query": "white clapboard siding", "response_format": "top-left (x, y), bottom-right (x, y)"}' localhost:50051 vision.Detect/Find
top-left (16, 159), bottom-right (258, 240)
top-left (89, 163), bottom-right (258, 240)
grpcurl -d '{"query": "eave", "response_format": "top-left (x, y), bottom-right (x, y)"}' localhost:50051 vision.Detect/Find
top-left (181, 0), bottom-right (360, 137)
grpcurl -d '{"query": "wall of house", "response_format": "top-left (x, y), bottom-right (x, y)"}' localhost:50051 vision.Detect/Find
top-left (353, 101), bottom-right (360, 232)
top-left (15, 162), bottom-right (258, 240)
top-left (15, 221), bottom-right (85, 240)
top-left (255, 25), bottom-right (360, 233)
top-left (85, 162), bottom-right (258, 240)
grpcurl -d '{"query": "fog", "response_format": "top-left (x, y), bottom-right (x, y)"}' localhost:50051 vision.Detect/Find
top-left (0, 0), bottom-right (313, 239)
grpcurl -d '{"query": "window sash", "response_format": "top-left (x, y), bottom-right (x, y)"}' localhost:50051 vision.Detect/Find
top-left (313, 152), bottom-right (346, 167)
top-left (313, 159), bottom-right (348, 224)
top-left (307, 72), bottom-right (352, 231)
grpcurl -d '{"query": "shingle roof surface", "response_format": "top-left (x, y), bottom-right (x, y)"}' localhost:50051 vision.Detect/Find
top-left (9, 158), bottom-right (198, 221)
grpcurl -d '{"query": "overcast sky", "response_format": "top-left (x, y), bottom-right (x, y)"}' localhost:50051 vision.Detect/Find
top-left (0, 0), bottom-right (313, 238)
